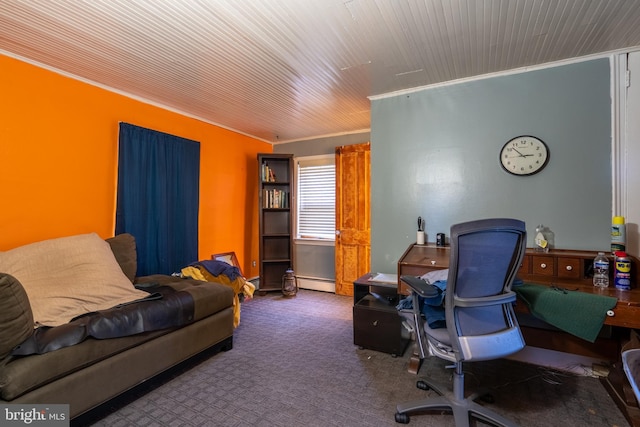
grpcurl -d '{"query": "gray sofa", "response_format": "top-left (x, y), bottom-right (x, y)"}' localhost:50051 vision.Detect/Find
top-left (0, 233), bottom-right (235, 419)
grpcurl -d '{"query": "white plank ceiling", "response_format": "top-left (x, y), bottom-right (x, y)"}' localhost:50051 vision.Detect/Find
top-left (2, 0), bottom-right (640, 143)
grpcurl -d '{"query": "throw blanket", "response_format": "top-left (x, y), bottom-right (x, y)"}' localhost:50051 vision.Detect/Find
top-left (11, 286), bottom-right (195, 356)
top-left (182, 260), bottom-right (255, 328)
top-left (192, 260), bottom-right (242, 281)
top-left (515, 283), bottom-right (617, 343)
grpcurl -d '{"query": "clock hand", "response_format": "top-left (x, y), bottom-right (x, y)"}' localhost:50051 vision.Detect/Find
top-left (511, 148), bottom-right (527, 158)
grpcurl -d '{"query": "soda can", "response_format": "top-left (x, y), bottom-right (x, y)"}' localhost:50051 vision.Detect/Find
top-left (614, 251), bottom-right (632, 291)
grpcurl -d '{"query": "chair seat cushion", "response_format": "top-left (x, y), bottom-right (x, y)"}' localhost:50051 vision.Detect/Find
top-left (424, 321), bottom-right (450, 345)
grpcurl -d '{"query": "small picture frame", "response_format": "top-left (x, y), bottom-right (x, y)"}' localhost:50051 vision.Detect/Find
top-left (211, 252), bottom-right (242, 276)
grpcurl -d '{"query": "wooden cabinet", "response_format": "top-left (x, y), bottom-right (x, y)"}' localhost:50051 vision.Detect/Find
top-left (353, 273), bottom-right (409, 356)
top-left (257, 153), bottom-right (294, 294)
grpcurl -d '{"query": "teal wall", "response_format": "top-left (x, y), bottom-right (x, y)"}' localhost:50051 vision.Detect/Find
top-left (371, 59), bottom-right (612, 273)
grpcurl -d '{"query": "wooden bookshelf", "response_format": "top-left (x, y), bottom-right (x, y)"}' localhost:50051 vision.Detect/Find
top-left (257, 153), bottom-right (294, 294)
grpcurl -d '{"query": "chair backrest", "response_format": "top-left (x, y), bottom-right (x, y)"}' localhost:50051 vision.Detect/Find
top-left (445, 218), bottom-right (527, 362)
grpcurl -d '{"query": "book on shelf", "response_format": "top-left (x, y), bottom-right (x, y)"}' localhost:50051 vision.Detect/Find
top-left (261, 163), bottom-right (277, 182)
top-left (262, 189), bottom-right (288, 208)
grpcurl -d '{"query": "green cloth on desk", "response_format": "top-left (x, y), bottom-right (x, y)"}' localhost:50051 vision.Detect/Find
top-left (515, 283), bottom-right (617, 343)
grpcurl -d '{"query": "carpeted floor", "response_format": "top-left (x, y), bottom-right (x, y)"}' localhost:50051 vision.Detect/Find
top-left (82, 289), bottom-right (628, 427)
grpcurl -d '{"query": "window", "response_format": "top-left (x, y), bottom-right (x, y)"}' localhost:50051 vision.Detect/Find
top-left (296, 155), bottom-right (335, 240)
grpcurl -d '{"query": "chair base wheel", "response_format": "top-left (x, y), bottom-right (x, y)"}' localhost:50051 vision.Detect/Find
top-left (395, 412), bottom-right (410, 424)
top-left (416, 380), bottom-right (430, 391)
top-left (480, 393), bottom-right (495, 404)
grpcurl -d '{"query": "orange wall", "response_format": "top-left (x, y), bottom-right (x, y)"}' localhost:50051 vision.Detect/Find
top-left (0, 54), bottom-right (272, 278)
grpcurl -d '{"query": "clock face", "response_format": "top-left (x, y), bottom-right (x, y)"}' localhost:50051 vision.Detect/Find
top-left (500, 136), bottom-right (549, 176)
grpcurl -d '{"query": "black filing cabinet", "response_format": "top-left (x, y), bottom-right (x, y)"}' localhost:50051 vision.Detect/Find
top-left (353, 273), bottom-right (409, 357)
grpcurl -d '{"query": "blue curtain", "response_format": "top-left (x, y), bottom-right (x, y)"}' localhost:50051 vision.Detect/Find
top-left (115, 123), bottom-right (200, 276)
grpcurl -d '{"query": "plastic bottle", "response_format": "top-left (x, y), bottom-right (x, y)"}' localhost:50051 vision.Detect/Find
top-left (593, 252), bottom-right (610, 288)
top-left (612, 216), bottom-right (626, 253)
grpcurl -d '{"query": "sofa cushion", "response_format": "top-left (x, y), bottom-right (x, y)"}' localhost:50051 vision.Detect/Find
top-left (135, 275), bottom-right (235, 321)
top-left (105, 233), bottom-right (137, 282)
top-left (0, 274), bottom-right (34, 359)
top-left (0, 233), bottom-right (149, 327)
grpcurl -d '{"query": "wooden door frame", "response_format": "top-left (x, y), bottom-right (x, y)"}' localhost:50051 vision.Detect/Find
top-left (335, 142), bottom-right (371, 296)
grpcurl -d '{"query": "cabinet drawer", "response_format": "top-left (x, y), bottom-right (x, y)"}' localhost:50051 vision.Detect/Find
top-left (518, 255), bottom-right (531, 275)
top-left (531, 256), bottom-right (555, 276)
top-left (557, 257), bottom-right (581, 280)
top-left (353, 296), bottom-right (407, 356)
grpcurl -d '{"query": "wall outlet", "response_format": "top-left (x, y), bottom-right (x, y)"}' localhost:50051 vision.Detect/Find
top-left (252, 260), bottom-right (256, 267)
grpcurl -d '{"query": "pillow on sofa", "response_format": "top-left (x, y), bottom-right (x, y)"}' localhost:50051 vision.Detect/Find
top-left (0, 233), bottom-right (149, 327)
top-left (106, 233), bottom-right (137, 282)
top-left (0, 273), bottom-right (34, 359)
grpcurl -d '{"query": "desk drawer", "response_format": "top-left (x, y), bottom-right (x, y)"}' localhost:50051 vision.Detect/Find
top-left (518, 255), bottom-right (531, 275)
top-left (557, 257), bottom-right (581, 280)
top-left (531, 255), bottom-right (554, 276)
top-left (353, 295), bottom-right (408, 356)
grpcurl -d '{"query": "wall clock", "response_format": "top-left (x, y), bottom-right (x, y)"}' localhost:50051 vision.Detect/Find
top-left (499, 135), bottom-right (549, 176)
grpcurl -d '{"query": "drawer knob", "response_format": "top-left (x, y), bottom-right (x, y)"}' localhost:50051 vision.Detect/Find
top-left (540, 263), bottom-right (547, 269)
top-left (565, 265), bottom-right (573, 271)
top-left (373, 320), bottom-right (378, 326)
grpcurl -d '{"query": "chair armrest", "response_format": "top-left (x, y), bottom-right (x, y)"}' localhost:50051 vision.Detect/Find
top-left (400, 275), bottom-right (440, 298)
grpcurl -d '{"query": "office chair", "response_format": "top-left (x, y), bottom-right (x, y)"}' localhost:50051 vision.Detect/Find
top-left (395, 218), bottom-right (527, 427)
top-left (622, 349), bottom-right (640, 404)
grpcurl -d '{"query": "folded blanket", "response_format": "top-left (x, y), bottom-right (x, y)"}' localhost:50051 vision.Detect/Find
top-left (515, 283), bottom-right (617, 343)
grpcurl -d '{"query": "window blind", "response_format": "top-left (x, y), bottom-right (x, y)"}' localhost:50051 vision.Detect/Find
top-left (297, 157), bottom-right (335, 240)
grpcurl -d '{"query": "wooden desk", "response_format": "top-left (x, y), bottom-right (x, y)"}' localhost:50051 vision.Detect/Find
top-left (397, 243), bottom-right (640, 329)
top-left (397, 243), bottom-right (640, 426)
